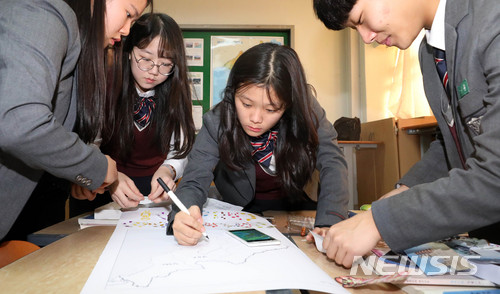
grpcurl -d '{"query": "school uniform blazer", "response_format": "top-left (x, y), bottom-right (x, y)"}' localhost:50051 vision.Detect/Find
top-left (372, 0), bottom-right (500, 251)
top-left (0, 0), bottom-right (108, 240)
top-left (167, 98), bottom-right (349, 233)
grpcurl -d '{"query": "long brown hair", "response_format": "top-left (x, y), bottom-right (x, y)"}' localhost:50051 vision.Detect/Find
top-left (218, 43), bottom-right (319, 196)
top-left (64, 0), bottom-right (153, 143)
top-left (104, 13), bottom-right (195, 160)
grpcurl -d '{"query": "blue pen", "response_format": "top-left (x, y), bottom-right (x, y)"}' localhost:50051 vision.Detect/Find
top-left (157, 178), bottom-right (209, 240)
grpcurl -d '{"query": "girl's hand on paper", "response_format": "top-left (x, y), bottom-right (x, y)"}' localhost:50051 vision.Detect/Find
top-left (323, 210), bottom-right (381, 268)
top-left (173, 205), bottom-right (206, 246)
top-left (109, 172), bottom-right (143, 208)
top-left (148, 165), bottom-right (176, 203)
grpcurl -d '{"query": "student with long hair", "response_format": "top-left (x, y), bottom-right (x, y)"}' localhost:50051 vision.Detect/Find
top-left (169, 43), bottom-right (349, 246)
top-left (70, 13), bottom-right (195, 213)
top-left (0, 0), bottom-right (151, 241)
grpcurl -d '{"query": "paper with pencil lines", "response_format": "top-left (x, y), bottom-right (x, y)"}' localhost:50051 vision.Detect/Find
top-left (81, 208), bottom-right (347, 294)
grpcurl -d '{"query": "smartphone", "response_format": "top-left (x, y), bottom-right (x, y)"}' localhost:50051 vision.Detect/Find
top-left (227, 229), bottom-right (281, 247)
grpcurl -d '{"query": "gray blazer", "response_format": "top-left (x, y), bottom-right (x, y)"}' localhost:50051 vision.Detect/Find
top-left (167, 98), bottom-right (349, 231)
top-left (372, 0), bottom-right (500, 251)
top-left (0, 0), bottom-right (108, 240)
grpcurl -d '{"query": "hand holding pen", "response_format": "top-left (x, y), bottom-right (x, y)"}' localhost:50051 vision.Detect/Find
top-left (157, 178), bottom-right (209, 245)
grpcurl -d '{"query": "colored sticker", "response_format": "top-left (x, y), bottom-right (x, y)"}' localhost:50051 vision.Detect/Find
top-left (457, 79), bottom-right (469, 99)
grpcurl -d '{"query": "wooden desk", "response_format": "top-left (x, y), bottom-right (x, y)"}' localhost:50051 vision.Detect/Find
top-left (0, 226), bottom-right (113, 293)
top-left (0, 212), bottom-right (402, 293)
top-left (27, 212), bottom-right (90, 246)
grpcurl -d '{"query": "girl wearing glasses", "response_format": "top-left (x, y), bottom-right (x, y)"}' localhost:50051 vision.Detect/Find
top-left (71, 13), bottom-right (195, 211)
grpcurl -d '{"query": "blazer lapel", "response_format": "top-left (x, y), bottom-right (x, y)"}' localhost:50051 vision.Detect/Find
top-left (444, 0), bottom-right (469, 106)
top-left (444, 0), bottom-right (473, 160)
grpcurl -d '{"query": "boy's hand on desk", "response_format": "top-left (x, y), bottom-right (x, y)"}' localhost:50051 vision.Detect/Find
top-left (148, 166), bottom-right (176, 203)
top-left (306, 227), bottom-right (328, 243)
top-left (173, 206), bottom-right (206, 246)
top-left (109, 172), bottom-right (143, 208)
top-left (379, 185), bottom-right (409, 200)
top-left (323, 210), bottom-right (381, 268)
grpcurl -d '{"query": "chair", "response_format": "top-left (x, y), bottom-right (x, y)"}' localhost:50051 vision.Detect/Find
top-left (0, 240), bottom-right (40, 268)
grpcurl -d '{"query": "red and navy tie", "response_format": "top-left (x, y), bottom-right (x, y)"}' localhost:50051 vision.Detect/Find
top-left (434, 48), bottom-right (450, 97)
top-left (133, 96), bottom-right (156, 128)
top-left (250, 129), bottom-right (278, 167)
top-left (433, 48), bottom-right (466, 169)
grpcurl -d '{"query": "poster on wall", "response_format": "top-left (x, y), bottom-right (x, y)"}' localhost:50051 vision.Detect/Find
top-left (184, 38), bottom-right (204, 67)
top-left (210, 36), bottom-right (284, 107)
top-left (192, 105), bottom-right (203, 131)
top-left (189, 71), bottom-right (203, 101)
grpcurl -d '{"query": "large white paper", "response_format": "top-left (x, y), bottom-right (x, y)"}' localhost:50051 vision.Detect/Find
top-left (203, 197), bottom-right (243, 211)
top-left (82, 207), bottom-right (348, 294)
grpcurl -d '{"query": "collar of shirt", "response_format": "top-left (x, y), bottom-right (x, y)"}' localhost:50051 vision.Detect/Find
top-left (425, 0), bottom-right (447, 51)
top-left (136, 88), bottom-right (155, 98)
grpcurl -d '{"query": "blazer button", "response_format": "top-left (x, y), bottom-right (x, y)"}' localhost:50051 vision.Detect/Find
top-left (75, 175), bottom-right (83, 183)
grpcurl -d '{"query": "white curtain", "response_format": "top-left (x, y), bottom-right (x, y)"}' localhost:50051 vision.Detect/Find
top-left (387, 31), bottom-right (432, 119)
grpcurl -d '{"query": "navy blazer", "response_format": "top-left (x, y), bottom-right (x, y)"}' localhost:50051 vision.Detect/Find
top-left (372, 0), bottom-right (500, 251)
top-left (167, 98), bottom-right (349, 232)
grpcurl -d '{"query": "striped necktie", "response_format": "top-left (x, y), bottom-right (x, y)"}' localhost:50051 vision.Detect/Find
top-left (133, 96), bottom-right (156, 128)
top-left (433, 48), bottom-right (467, 169)
top-left (434, 48), bottom-right (450, 97)
top-left (250, 129), bottom-right (278, 167)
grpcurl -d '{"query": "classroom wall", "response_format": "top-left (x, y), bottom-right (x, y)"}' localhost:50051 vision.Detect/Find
top-left (154, 0), bottom-right (351, 123)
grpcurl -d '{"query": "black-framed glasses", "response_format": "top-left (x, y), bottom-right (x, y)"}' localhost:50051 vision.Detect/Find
top-left (132, 50), bottom-right (175, 76)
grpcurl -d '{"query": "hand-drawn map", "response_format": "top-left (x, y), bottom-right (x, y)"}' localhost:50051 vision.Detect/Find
top-left (81, 207), bottom-right (347, 294)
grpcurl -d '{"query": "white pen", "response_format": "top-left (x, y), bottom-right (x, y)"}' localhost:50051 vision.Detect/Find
top-left (157, 178), bottom-right (209, 240)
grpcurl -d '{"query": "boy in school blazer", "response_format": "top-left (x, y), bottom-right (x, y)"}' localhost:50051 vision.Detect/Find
top-left (313, 0), bottom-right (500, 267)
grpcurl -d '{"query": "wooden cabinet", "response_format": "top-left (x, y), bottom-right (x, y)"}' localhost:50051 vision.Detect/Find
top-left (338, 141), bottom-right (380, 210)
top-left (356, 116), bottom-right (437, 206)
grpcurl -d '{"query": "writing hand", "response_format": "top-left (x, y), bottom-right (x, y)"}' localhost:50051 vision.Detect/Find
top-left (172, 205), bottom-right (206, 246)
top-left (323, 210), bottom-right (381, 268)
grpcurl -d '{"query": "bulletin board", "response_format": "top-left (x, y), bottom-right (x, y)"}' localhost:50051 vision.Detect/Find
top-left (182, 26), bottom-right (292, 116)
